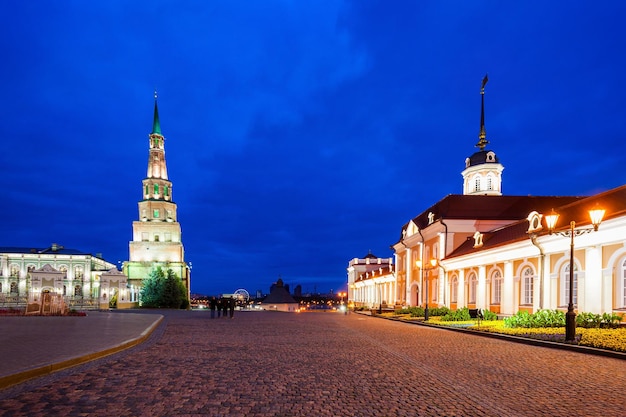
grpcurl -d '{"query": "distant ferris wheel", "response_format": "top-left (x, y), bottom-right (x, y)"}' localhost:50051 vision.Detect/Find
top-left (233, 288), bottom-right (250, 303)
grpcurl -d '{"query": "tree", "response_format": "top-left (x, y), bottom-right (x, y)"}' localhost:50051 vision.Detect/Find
top-left (140, 267), bottom-right (189, 309)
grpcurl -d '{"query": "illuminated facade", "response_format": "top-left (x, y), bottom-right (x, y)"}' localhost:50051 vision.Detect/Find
top-left (352, 77), bottom-right (626, 319)
top-left (0, 244), bottom-right (133, 309)
top-left (347, 254), bottom-right (395, 309)
top-left (124, 95), bottom-right (191, 300)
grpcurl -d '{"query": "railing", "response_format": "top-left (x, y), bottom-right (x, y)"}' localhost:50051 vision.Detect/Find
top-left (0, 293), bottom-right (100, 310)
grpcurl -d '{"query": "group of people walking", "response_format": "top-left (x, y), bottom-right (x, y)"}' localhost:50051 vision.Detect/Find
top-left (208, 296), bottom-right (235, 319)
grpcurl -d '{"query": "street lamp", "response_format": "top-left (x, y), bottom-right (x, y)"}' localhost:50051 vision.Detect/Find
top-left (416, 258), bottom-right (438, 321)
top-left (337, 291), bottom-right (347, 314)
top-left (544, 207), bottom-right (605, 342)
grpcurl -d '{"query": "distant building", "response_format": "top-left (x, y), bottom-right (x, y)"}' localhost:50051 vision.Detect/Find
top-left (347, 254), bottom-right (394, 309)
top-left (124, 94), bottom-right (191, 302)
top-left (351, 77), bottom-right (626, 319)
top-left (261, 278), bottom-right (298, 312)
top-left (0, 244), bottom-right (132, 309)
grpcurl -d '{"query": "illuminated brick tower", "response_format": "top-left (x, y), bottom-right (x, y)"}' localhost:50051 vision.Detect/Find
top-left (124, 93), bottom-right (190, 300)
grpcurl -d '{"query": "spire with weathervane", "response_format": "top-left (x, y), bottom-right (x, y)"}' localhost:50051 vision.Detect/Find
top-left (461, 74), bottom-right (504, 196)
top-left (476, 74), bottom-right (489, 150)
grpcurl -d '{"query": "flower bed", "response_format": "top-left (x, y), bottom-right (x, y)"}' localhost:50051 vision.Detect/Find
top-left (378, 313), bottom-right (626, 353)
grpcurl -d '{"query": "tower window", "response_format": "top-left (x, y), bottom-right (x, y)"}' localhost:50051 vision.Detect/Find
top-left (145, 185), bottom-right (149, 196)
top-left (487, 177), bottom-right (493, 190)
top-left (474, 177), bottom-right (481, 192)
top-left (154, 184), bottom-right (159, 194)
top-left (154, 234), bottom-right (160, 242)
top-left (164, 186), bottom-right (169, 197)
top-left (153, 209), bottom-right (160, 218)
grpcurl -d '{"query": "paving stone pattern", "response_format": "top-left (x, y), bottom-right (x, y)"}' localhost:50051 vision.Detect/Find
top-left (0, 310), bottom-right (625, 416)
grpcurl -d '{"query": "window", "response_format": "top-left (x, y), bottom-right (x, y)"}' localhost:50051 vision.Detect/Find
top-left (63, 285), bottom-right (67, 296)
top-left (74, 266), bottom-right (84, 280)
top-left (522, 267), bottom-right (534, 305)
top-left (154, 184), bottom-right (159, 194)
top-left (153, 209), bottom-right (160, 218)
top-left (561, 263), bottom-right (578, 306)
top-left (10, 265), bottom-right (19, 278)
top-left (154, 234), bottom-right (160, 242)
top-left (451, 276), bottom-right (458, 303)
top-left (622, 259), bottom-right (626, 308)
top-left (145, 185), bottom-right (149, 196)
top-left (468, 272), bottom-right (477, 304)
top-left (10, 282), bottom-right (17, 294)
top-left (487, 176), bottom-right (493, 191)
top-left (474, 177), bottom-right (481, 192)
top-left (491, 270), bottom-right (502, 304)
top-left (164, 186), bottom-right (169, 197)
top-left (142, 232), bottom-right (149, 241)
top-left (75, 285), bottom-right (82, 297)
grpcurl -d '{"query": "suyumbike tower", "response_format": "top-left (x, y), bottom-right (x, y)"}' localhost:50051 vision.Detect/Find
top-left (124, 93), bottom-right (191, 301)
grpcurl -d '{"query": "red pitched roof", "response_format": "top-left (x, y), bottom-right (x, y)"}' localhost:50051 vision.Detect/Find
top-left (446, 185), bottom-right (626, 259)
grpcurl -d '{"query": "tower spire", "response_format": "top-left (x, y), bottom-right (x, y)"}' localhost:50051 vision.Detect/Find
top-left (476, 74), bottom-right (489, 150)
top-left (152, 90), bottom-right (161, 135)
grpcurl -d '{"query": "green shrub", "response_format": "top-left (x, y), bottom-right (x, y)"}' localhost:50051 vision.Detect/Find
top-left (505, 310), bottom-right (565, 328)
top-left (482, 309), bottom-right (498, 321)
top-left (577, 312), bottom-right (624, 328)
top-left (428, 306), bottom-right (451, 317)
top-left (441, 307), bottom-right (471, 322)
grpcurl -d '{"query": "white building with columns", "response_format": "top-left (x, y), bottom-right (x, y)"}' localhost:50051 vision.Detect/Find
top-left (351, 78), bottom-right (626, 319)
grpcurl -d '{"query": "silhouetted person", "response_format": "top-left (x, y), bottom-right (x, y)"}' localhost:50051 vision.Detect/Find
top-left (209, 297), bottom-right (217, 319)
top-left (229, 297), bottom-right (235, 318)
top-left (216, 298), bottom-right (222, 318)
top-left (222, 297), bottom-right (228, 318)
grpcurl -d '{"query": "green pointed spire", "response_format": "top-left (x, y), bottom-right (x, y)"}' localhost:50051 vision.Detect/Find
top-left (152, 90), bottom-right (162, 135)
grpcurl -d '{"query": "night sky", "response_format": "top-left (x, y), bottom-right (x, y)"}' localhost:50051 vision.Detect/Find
top-left (2, 1), bottom-right (626, 296)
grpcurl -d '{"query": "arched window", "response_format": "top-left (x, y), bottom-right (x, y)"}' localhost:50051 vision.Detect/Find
top-left (491, 270), bottom-right (502, 304)
top-left (561, 263), bottom-right (578, 306)
top-left (487, 176), bottom-right (493, 191)
top-left (468, 272), bottom-right (477, 304)
top-left (450, 275), bottom-right (458, 303)
top-left (59, 265), bottom-right (68, 278)
top-left (522, 267), bottom-right (534, 305)
top-left (74, 285), bottom-right (82, 297)
top-left (474, 177), bottom-right (481, 192)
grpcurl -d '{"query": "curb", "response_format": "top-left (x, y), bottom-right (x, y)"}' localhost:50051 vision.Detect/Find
top-left (0, 315), bottom-right (164, 390)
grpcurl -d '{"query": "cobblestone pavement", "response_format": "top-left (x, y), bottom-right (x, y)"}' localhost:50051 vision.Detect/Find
top-left (0, 310), bottom-right (624, 416)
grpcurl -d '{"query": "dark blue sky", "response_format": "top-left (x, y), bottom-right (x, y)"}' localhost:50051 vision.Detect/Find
top-left (2, 1), bottom-right (625, 296)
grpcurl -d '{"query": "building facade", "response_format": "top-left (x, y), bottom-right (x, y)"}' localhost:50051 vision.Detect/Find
top-left (0, 244), bottom-right (133, 310)
top-left (347, 254), bottom-right (395, 309)
top-left (351, 78), bottom-right (626, 320)
top-left (124, 95), bottom-right (191, 301)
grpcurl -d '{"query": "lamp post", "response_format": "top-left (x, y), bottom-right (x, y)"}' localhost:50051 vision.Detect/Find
top-left (544, 207), bottom-right (605, 342)
top-left (337, 291), bottom-right (347, 314)
top-left (416, 258), bottom-right (438, 321)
